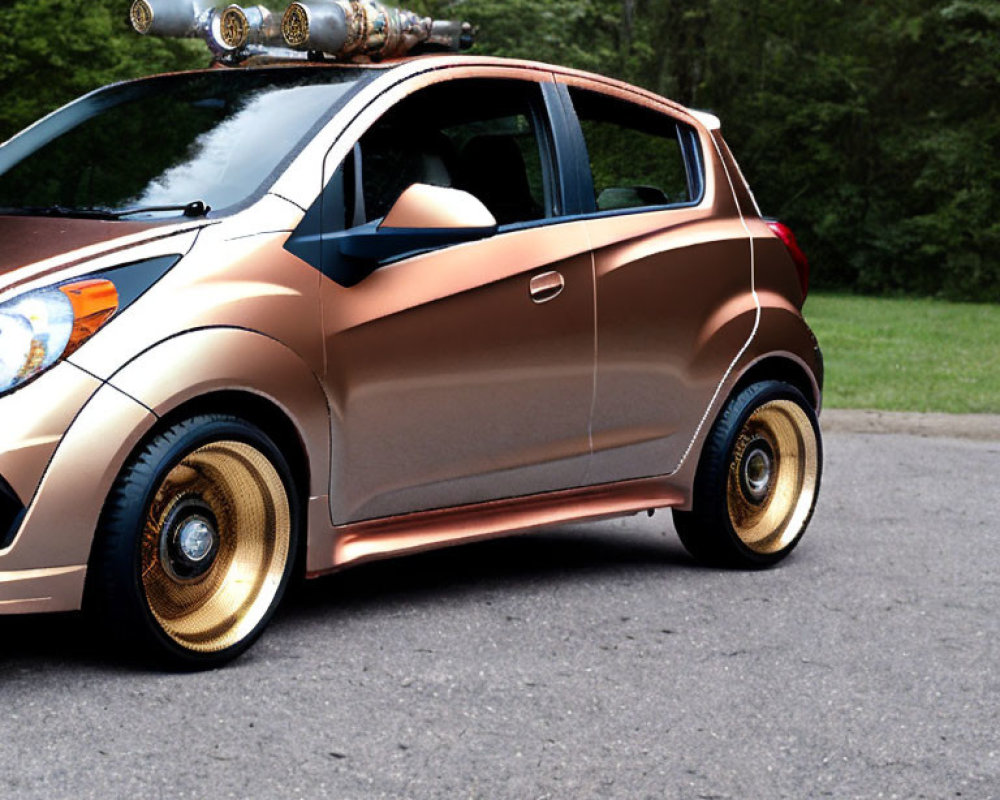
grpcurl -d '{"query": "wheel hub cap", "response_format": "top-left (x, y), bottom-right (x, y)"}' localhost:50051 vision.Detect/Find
top-left (740, 440), bottom-right (774, 505)
top-left (177, 517), bottom-right (215, 563)
top-left (160, 499), bottom-right (220, 583)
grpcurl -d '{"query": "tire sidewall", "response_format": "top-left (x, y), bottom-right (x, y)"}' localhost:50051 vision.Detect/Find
top-left (697, 380), bottom-right (823, 568)
top-left (102, 415), bottom-right (301, 669)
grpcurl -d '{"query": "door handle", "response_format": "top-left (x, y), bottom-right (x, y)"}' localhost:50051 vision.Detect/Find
top-left (529, 271), bottom-right (565, 304)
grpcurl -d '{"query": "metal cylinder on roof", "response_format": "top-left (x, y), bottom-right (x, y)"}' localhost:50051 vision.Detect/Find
top-left (281, 2), bottom-right (352, 54)
top-left (129, 0), bottom-right (222, 38)
top-left (216, 5), bottom-right (286, 50)
top-left (281, 1), bottom-right (473, 59)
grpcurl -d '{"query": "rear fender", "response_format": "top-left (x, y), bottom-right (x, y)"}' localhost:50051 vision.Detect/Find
top-left (670, 302), bottom-right (822, 509)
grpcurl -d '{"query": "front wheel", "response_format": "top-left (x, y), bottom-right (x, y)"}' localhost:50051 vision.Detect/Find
top-left (673, 380), bottom-right (822, 568)
top-left (88, 414), bottom-right (299, 669)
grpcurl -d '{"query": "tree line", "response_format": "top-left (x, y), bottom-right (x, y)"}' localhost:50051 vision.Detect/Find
top-left (1, 0), bottom-right (996, 300)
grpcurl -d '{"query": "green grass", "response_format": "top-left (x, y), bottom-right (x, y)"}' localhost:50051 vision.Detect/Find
top-left (803, 293), bottom-right (1000, 414)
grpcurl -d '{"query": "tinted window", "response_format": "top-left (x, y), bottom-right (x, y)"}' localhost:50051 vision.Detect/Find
top-left (0, 67), bottom-right (371, 218)
top-left (569, 88), bottom-right (698, 212)
top-left (345, 79), bottom-right (553, 227)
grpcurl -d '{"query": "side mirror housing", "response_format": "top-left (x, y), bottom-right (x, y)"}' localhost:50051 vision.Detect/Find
top-left (381, 183), bottom-right (497, 230)
top-left (340, 184), bottom-right (498, 266)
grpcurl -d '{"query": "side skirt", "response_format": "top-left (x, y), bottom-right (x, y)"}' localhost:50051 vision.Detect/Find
top-left (306, 475), bottom-right (686, 577)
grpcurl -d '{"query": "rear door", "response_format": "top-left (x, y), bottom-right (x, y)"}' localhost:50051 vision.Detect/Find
top-left (317, 71), bottom-right (596, 523)
top-left (556, 79), bottom-right (755, 485)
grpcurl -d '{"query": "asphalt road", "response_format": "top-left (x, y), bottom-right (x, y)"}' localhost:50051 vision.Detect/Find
top-left (1, 430), bottom-right (998, 799)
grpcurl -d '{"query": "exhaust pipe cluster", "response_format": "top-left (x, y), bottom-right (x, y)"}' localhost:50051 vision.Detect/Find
top-left (129, 0), bottom-right (474, 60)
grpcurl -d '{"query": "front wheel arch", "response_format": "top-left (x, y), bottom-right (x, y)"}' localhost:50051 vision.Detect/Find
top-left (152, 390), bottom-right (311, 512)
top-left (83, 389), bottom-right (313, 597)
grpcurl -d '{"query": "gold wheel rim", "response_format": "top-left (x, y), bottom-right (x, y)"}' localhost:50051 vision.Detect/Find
top-left (141, 441), bottom-right (291, 653)
top-left (726, 400), bottom-right (818, 555)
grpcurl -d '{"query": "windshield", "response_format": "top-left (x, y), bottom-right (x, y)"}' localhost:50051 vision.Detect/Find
top-left (0, 67), bottom-right (372, 219)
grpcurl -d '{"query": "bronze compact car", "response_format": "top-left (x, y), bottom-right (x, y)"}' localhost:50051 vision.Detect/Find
top-left (0, 8), bottom-right (822, 667)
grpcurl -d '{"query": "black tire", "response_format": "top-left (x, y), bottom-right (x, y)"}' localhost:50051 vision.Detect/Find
top-left (88, 414), bottom-right (300, 669)
top-left (673, 380), bottom-right (822, 568)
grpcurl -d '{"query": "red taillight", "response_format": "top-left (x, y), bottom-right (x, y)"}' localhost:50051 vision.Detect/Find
top-left (767, 221), bottom-right (809, 301)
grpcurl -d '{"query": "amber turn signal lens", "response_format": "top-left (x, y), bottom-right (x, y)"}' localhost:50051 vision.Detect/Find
top-left (59, 279), bottom-right (119, 357)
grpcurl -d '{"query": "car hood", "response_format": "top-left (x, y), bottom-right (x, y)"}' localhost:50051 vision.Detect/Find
top-left (0, 215), bottom-right (164, 279)
top-left (0, 214), bottom-right (216, 296)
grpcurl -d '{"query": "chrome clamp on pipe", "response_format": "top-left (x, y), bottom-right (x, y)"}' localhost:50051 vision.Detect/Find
top-left (427, 19), bottom-right (476, 52)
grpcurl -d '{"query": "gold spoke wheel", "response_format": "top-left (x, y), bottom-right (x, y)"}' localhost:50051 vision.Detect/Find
top-left (140, 441), bottom-right (291, 654)
top-left (726, 399), bottom-right (819, 555)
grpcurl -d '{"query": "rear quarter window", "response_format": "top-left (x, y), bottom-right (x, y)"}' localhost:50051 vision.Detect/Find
top-left (568, 87), bottom-right (702, 213)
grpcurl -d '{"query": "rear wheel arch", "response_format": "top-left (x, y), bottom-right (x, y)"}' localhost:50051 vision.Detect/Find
top-left (732, 355), bottom-right (820, 411)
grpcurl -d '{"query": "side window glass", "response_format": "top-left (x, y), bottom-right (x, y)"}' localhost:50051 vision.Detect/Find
top-left (343, 79), bottom-right (554, 229)
top-left (568, 87), bottom-right (699, 213)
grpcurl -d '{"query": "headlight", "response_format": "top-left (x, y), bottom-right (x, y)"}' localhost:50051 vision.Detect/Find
top-left (0, 280), bottom-right (118, 394)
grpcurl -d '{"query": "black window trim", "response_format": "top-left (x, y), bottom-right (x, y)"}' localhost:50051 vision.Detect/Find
top-left (540, 81), bottom-right (592, 219)
top-left (287, 67), bottom-right (576, 285)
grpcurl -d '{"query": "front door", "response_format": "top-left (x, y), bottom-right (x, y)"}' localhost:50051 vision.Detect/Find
top-left (319, 75), bottom-right (596, 523)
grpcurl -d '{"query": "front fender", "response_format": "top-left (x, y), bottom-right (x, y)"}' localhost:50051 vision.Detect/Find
top-left (1, 382), bottom-right (152, 608)
top-left (107, 328), bottom-right (332, 499)
top-left (1, 329), bottom-right (331, 613)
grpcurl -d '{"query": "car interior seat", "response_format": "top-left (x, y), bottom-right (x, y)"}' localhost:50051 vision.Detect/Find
top-left (458, 135), bottom-right (542, 225)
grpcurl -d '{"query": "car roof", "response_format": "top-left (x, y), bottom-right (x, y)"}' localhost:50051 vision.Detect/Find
top-left (141, 54), bottom-right (705, 129)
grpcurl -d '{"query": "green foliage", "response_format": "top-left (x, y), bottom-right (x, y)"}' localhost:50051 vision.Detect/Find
top-left (0, 0), bottom-right (996, 301)
top-left (703, 0), bottom-right (1000, 303)
top-left (0, 0), bottom-right (203, 139)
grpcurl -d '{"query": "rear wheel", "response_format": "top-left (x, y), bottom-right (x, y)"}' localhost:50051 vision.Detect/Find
top-left (673, 380), bottom-right (821, 568)
top-left (89, 414), bottom-right (298, 669)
